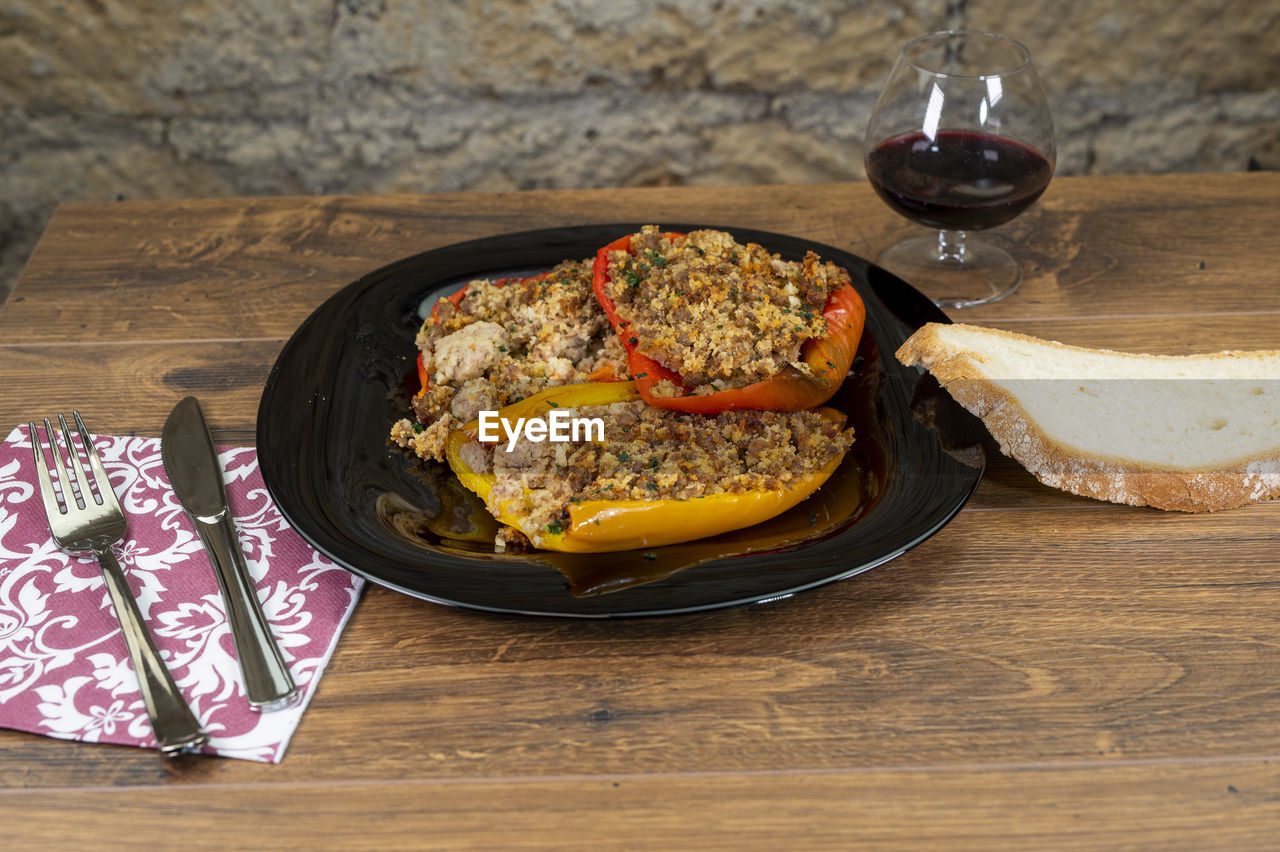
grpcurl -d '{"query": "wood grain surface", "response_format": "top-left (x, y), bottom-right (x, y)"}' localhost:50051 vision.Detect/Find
top-left (3, 173), bottom-right (1280, 849)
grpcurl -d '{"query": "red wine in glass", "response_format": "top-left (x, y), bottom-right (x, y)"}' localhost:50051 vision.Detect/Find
top-left (865, 130), bottom-right (1053, 232)
top-left (864, 31), bottom-right (1055, 308)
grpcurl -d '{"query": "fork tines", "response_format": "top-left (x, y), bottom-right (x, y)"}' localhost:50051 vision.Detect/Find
top-left (29, 412), bottom-right (110, 517)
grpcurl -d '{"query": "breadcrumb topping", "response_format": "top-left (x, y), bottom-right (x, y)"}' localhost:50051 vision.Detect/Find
top-left (602, 226), bottom-right (851, 390)
top-left (391, 259), bottom-right (630, 461)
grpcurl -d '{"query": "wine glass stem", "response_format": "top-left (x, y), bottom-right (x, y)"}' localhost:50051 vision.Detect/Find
top-left (937, 229), bottom-right (968, 265)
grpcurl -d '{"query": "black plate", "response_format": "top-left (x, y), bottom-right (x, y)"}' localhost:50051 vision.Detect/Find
top-left (256, 224), bottom-right (984, 617)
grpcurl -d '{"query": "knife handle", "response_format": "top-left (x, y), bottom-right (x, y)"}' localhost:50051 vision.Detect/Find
top-left (96, 546), bottom-right (208, 756)
top-left (194, 512), bottom-right (299, 711)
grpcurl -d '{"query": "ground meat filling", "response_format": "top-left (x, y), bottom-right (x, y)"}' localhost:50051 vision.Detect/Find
top-left (602, 226), bottom-right (852, 391)
top-left (471, 401), bottom-right (854, 545)
top-left (390, 258), bottom-right (630, 461)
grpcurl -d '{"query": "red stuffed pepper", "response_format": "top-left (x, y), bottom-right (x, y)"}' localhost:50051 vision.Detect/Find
top-left (592, 227), bottom-right (866, 413)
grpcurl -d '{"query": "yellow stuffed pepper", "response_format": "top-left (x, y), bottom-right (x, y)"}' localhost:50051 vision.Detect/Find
top-left (445, 381), bottom-right (852, 553)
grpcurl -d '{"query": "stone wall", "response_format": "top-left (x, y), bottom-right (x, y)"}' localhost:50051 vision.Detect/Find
top-left (2, 0), bottom-right (1277, 303)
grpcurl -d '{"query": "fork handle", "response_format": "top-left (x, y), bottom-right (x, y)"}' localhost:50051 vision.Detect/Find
top-left (95, 547), bottom-right (208, 757)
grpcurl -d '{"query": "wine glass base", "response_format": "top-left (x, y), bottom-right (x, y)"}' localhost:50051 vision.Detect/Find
top-left (877, 236), bottom-right (1023, 309)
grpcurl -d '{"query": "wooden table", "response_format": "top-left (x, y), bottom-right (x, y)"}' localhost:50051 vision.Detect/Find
top-left (3, 173), bottom-right (1280, 848)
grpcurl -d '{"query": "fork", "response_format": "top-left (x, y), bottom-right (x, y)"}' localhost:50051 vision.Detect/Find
top-left (29, 413), bottom-right (208, 757)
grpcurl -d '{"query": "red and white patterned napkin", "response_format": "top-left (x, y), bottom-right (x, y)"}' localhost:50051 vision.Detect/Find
top-left (0, 425), bottom-right (364, 762)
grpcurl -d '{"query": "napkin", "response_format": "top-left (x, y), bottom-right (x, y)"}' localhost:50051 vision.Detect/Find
top-left (0, 425), bottom-right (364, 762)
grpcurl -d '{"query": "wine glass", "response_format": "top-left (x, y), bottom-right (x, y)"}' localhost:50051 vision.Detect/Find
top-left (864, 31), bottom-right (1055, 308)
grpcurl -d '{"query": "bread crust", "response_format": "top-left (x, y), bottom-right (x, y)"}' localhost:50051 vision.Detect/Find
top-left (896, 323), bottom-right (1280, 512)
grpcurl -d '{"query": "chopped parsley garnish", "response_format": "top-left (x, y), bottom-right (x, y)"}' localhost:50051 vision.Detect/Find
top-left (618, 450), bottom-right (630, 462)
top-left (546, 519), bottom-right (565, 535)
top-left (411, 422), bottom-right (424, 434)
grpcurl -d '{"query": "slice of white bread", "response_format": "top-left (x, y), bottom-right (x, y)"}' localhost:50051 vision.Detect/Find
top-left (896, 322), bottom-right (1280, 512)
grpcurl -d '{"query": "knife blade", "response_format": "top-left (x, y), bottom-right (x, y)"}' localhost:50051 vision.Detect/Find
top-left (162, 396), bottom-right (299, 712)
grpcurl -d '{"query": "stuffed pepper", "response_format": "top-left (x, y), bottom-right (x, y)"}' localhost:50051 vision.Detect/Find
top-left (444, 381), bottom-right (854, 553)
top-left (592, 226), bottom-right (866, 413)
top-left (391, 258), bottom-right (629, 462)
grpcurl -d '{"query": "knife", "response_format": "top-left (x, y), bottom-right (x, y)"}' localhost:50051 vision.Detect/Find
top-left (162, 396), bottom-right (299, 712)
